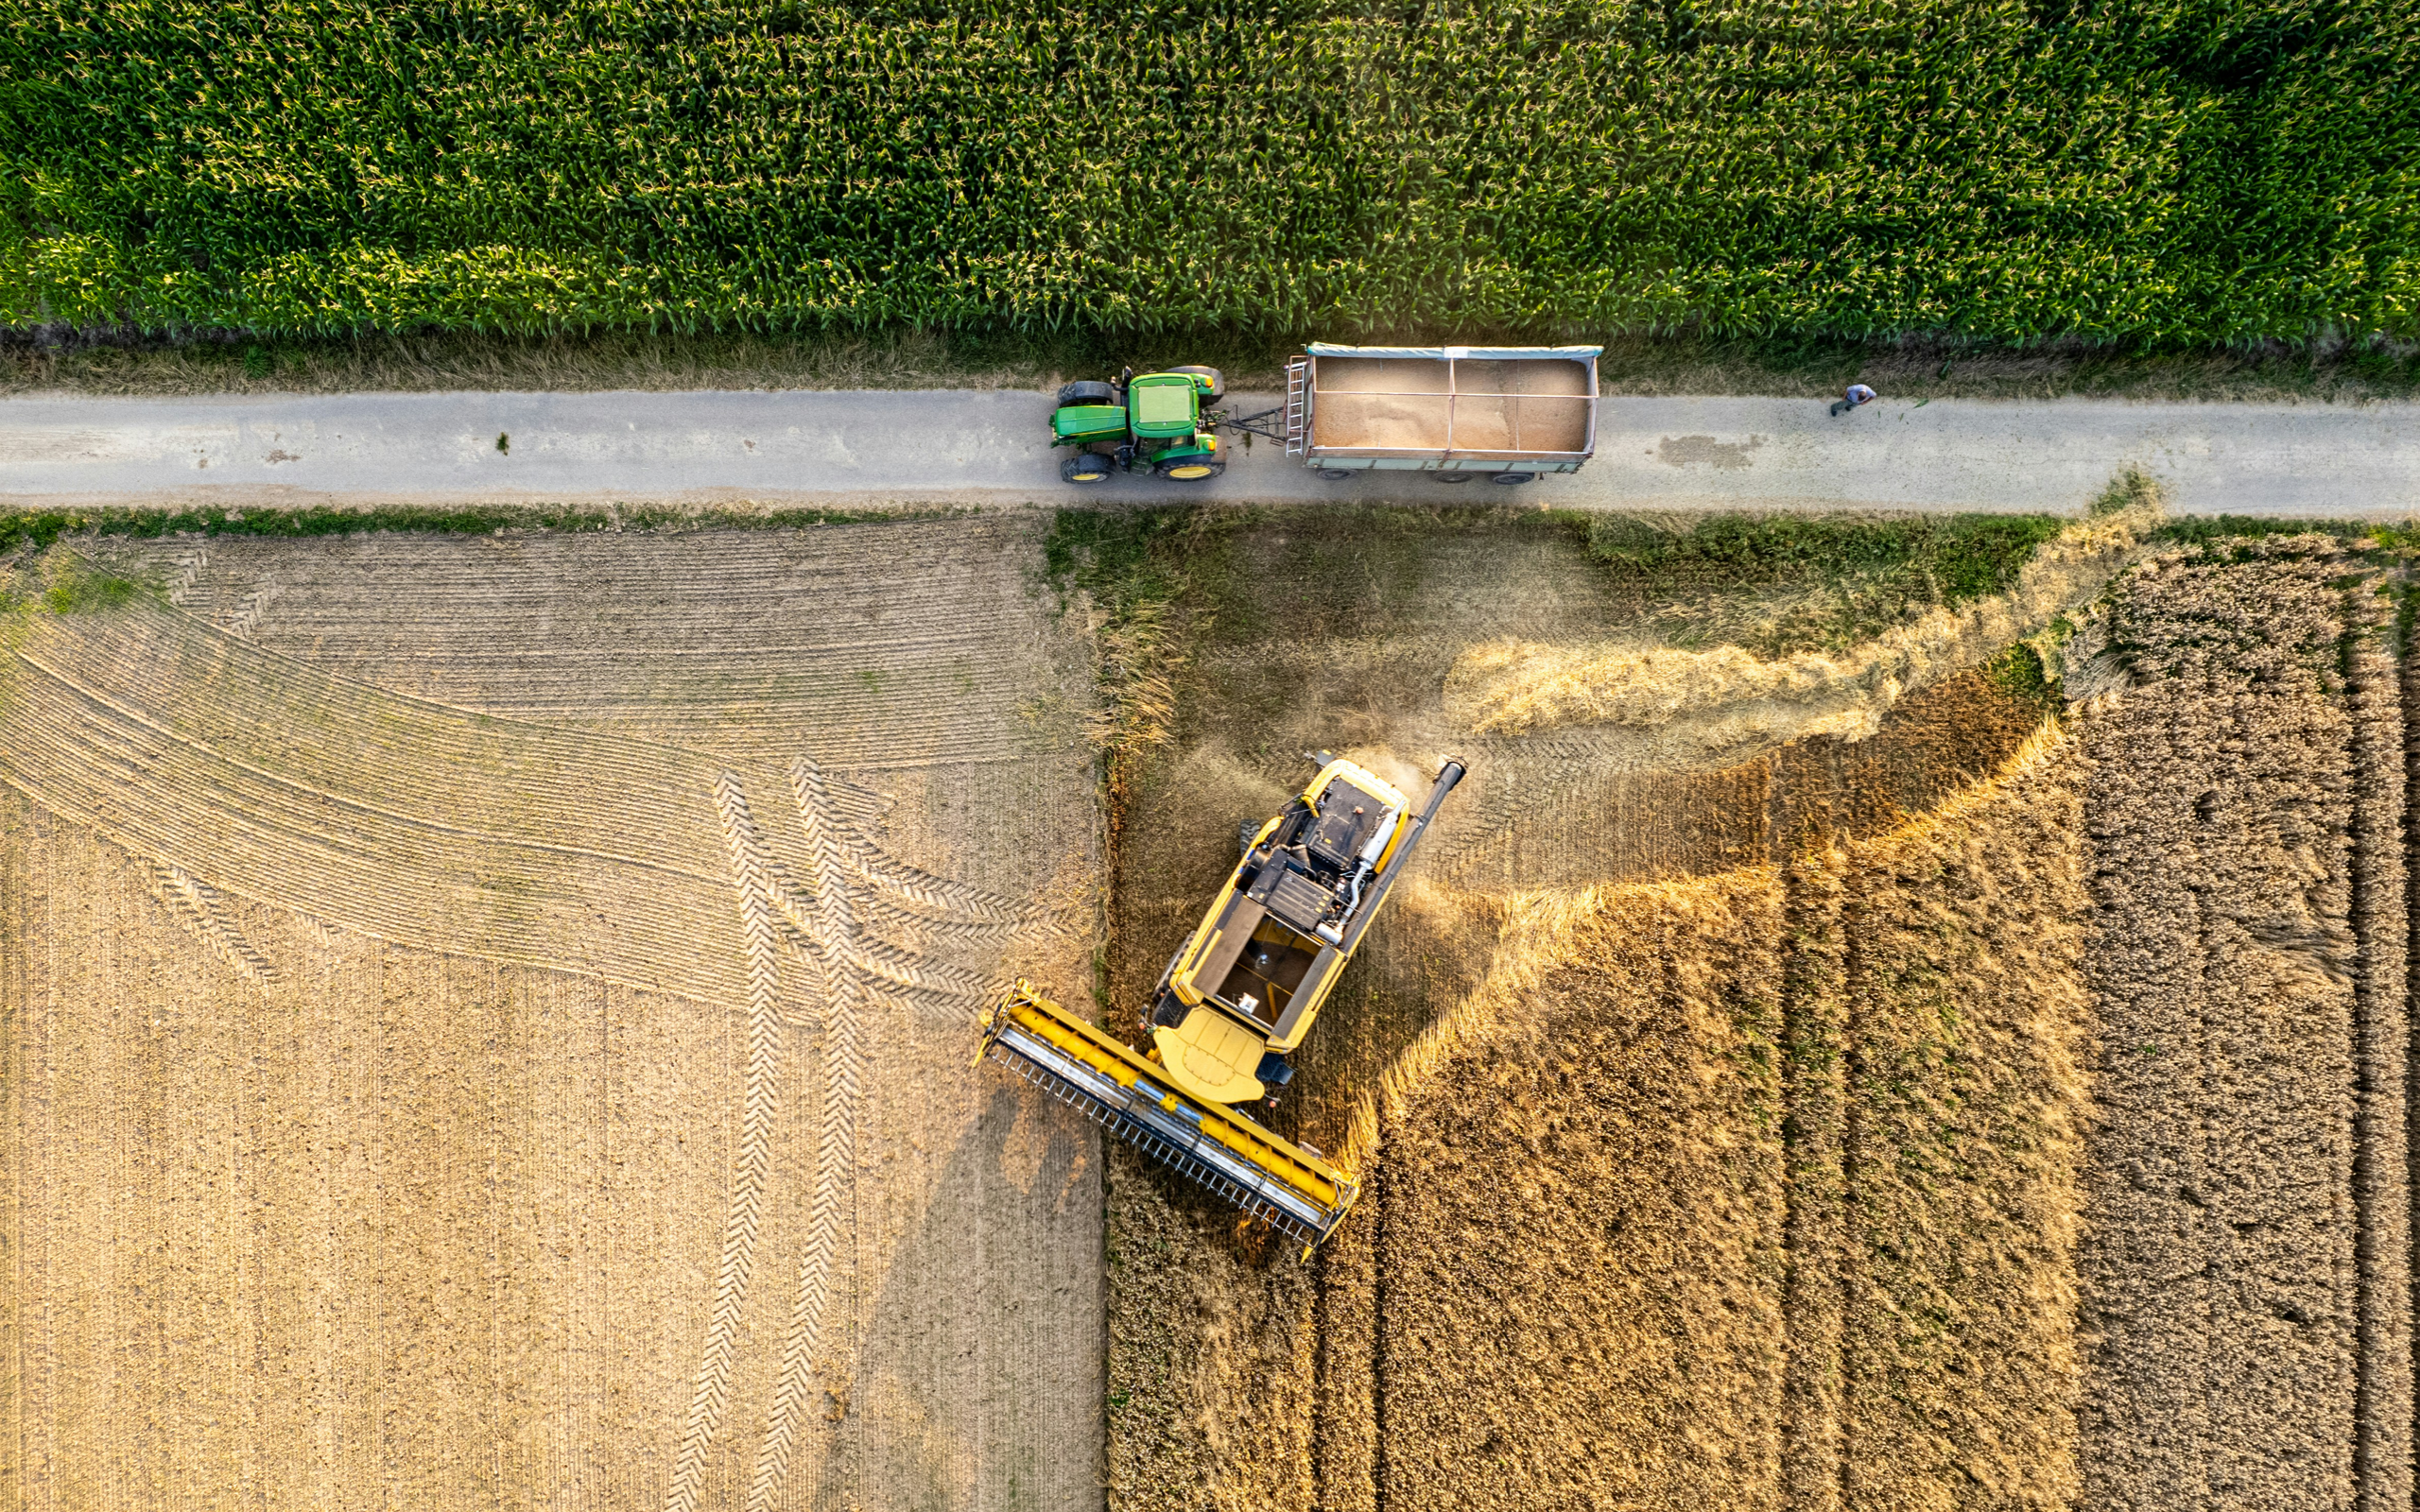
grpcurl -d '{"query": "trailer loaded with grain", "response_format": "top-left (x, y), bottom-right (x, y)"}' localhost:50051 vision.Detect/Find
top-left (1049, 343), bottom-right (1602, 485)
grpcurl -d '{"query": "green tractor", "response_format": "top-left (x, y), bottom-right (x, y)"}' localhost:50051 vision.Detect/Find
top-left (1052, 366), bottom-right (1227, 483)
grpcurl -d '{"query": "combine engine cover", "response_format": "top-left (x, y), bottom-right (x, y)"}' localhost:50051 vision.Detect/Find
top-left (973, 755), bottom-right (1463, 1246)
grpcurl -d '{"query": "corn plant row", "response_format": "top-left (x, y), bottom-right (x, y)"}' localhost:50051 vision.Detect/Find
top-left (4, 0), bottom-right (2414, 342)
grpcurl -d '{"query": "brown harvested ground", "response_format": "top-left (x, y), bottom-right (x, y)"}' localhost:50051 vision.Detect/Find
top-left (2075, 539), bottom-right (2410, 1512)
top-left (1, 519), bottom-right (1104, 1511)
top-left (1446, 499), bottom-right (2156, 743)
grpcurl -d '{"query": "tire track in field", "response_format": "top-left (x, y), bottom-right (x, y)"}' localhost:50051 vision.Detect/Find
top-left (658, 754), bottom-right (1032, 1512)
top-left (748, 761), bottom-right (863, 1512)
top-left (140, 859), bottom-right (279, 984)
top-left (664, 776), bottom-right (789, 1512)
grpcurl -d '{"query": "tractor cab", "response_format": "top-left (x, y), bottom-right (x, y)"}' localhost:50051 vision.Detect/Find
top-left (1049, 366), bottom-right (1227, 483)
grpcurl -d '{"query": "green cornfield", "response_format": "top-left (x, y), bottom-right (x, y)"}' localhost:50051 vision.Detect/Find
top-left (4, 0), bottom-right (2415, 344)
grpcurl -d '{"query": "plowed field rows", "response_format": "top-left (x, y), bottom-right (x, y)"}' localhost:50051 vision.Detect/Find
top-left (2, 520), bottom-right (1103, 1511)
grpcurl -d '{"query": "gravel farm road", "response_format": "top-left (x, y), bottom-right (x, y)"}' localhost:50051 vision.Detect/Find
top-left (3, 387), bottom-right (2416, 517)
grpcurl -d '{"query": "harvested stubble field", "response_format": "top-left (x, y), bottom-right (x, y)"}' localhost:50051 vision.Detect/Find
top-left (6, 502), bottom-right (2420, 1512)
top-left (1087, 507), bottom-right (2420, 1512)
top-left (0, 520), bottom-right (1105, 1510)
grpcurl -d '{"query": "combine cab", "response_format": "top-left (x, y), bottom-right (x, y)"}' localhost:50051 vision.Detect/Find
top-left (1051, 366), bottom-right (1228, 483)
top-left (977, 754), bottom-right (1465, 1245)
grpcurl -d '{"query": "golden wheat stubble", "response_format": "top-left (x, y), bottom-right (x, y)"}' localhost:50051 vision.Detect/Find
top-left (1837, 738), bottom-right (2091, 1511)
top-left (1376, 877), bottom-right (1790, 1512)
top-left (3, 524), bottom-right (1105, 1511)
top-left (2079, 547), bottom-right (2368, 1511)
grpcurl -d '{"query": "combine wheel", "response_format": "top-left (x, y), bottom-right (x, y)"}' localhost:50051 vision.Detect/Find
top-left (1237, 819), bottom-right (1259, 855)
top-left (1491, 471), bottom-right (1531, 485)
top-left (1063, 453), bottom-right (1115, 484)
top-left (1157, 457), bottom-right (1224, 480)
top-left (1164, 365), bottom-right (1226, 404)
top-left (1056, 380), bottom-right (1120, 406)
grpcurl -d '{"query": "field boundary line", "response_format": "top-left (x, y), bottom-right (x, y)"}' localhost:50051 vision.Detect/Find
top-left (665, 773), bottom-right (786, 1512)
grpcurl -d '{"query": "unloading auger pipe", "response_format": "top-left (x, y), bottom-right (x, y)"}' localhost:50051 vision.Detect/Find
top-left (1335, 757), bottom-right (1465, 956)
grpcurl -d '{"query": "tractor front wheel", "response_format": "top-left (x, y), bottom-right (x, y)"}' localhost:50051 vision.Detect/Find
top-left (1056, 380), bottom-right (1120, 406)
top-left (1156, 457), bottom-right (1224, 481)
top-left (1063, 453), bottom-right (1115, 484)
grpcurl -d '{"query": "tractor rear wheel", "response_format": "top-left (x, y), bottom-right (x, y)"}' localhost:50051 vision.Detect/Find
top-left (1163, 366), bottom-right (1225, 404)
top-left (1062, 453), bottom-right (1114, 484)
top-left (1056, 380), bottom-right (1120, 406)
top-left (1156, 456), bottom-right (1224, 481)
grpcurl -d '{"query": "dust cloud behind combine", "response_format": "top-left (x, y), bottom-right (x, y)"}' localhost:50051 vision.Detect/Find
top-left (0, 520), bottom-right (1104, 1512)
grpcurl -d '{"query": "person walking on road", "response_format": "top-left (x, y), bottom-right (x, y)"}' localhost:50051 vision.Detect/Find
top-left (1831, 382), bottom-right (1877, 417)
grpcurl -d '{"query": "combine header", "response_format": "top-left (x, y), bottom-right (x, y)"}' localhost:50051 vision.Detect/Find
top-left (977, 754), bottom-right (1466, 1245)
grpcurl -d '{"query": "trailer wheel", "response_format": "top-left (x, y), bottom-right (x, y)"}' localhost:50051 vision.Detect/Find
top-left (1317, 468), bottom-right (1355, 481)
top-left (1056, 380), bottom-right (1120, 406)
top-left (1063, 453), bottom-right (1114, 484)
top-left (1491, 471), bottom-right (1532, 485)
top-left (1435, 472), bottom-right (1475, 484)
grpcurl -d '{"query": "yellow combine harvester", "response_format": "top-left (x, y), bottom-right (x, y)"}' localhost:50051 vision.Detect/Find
top-left (978, 754), bottom-right (1465, 1245)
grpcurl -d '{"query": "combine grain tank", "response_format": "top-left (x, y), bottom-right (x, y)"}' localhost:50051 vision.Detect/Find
top-left (1274, 343), bottom-right (1603, 483)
